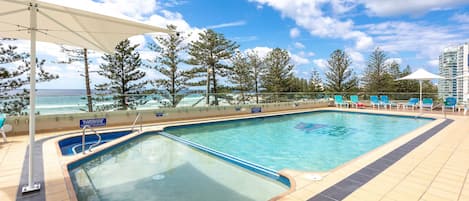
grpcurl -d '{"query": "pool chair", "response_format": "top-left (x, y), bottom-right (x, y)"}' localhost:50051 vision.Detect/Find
top-left (443, 97), bottom-right (457, 112)
top-left (0, 114), bottom-right (6, 142)
top-left (421, 98), bottom-right (434, 111)
top-left (380, 95), bottom-right (396, 110)
top-left (334, 95), bottom-right (348, 108)
top-left (349, 95), bottom-right (362, 108)
top-left (403, 98), bottom-right (419, 110)
top-left (370, 95), bottom-right (380, 109)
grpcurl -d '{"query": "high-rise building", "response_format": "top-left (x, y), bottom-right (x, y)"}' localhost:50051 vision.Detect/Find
top-left (438, 43), bottom-right (469, 103)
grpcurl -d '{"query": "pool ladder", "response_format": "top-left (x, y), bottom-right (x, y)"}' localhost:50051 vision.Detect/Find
top-left (131, 112), bottom-right (143, 133)
top-left (82, 125), bottom-right (102, 155)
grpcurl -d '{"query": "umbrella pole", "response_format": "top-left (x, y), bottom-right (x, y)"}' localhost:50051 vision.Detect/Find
top-left (23, 1), bottom-right (40, 193)
top-left (419, 80), bottom-right (423, 114)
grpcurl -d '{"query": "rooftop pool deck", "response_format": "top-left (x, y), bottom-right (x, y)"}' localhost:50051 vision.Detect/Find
top-left (1, 107), bottom-right (469, 201)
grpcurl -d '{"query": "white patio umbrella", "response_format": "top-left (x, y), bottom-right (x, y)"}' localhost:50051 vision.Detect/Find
top-left (397, 68), bottom-right (444, 113)
top-left (0, 0), bottom-right (172, 193)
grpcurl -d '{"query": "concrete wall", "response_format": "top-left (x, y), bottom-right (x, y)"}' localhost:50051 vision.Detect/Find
top-left (4, 101), bottom-right (329, 136)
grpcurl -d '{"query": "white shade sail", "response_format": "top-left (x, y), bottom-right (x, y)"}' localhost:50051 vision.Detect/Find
top-left (397, 68), bottom-right (444, 81)
top-left (0, 0), bottom-right (172, 53)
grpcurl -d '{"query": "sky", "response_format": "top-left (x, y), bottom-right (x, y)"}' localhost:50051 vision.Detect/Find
top-left (2, 0), bottom-right (469, 89)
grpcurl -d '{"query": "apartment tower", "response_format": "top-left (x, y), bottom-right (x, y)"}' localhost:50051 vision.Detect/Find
top-left (438, 43), bottom-right (469, 102)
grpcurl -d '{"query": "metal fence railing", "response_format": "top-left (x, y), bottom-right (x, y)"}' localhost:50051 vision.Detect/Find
top-left (0, 91), bottom-right (464, 116)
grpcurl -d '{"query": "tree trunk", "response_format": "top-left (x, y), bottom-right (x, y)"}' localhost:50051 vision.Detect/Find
top-left (211, 65), bottom-right (218, 105)
top-left (206, 66), bottom-right (210, 105)
top-left (255, 79), bottom-right (259, 104)
top-left (83, 48), bottom-right (93, 112)
top-left (121, 63), bottom-right (127, 110)
top-left (171, 68), bottom-right (176, 107)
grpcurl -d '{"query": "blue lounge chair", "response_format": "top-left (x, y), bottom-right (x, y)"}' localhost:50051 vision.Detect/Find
top-left (380, 95), bottom-right (396, 110)
top-left (370, 95), bottom-right (380, 109)
top-left (443, 97), bottom-right (457, 112)
top-left (334, 95), bottom-right (348, 108)
top-left (0, 114), bottom-right (6, 142)
top-left (350, 95), bottom-right (360, 108)
top-left (421, 98), bottom-right (433, 111)
top-left (404, 98), bottom-right (419, 110)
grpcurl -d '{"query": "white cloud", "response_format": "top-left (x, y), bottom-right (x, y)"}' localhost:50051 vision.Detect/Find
top-left (294, 42), bottom-right (305, 49)
top-left (244, 46), bottom-right (309, 65)
top-left (345, 48), bottom-right (365, 69)
top-left (207, 21), bottom-right (246, 29)
top-left (128, 35), bottom-right (146, 49)
top-left (249, 0), bottom-right (373, 50)
top-left (361, 0), bottom-right (469, 17)
top-left (244, 46), bottom-right (273, 58)
top-left (427, 59), bottom-right (439, 67)
top-left (385, 58), bottom-right (402, 65)
top-left (451, 13), bottom-right (469, 23)
top-left (360, 21), bottom-right (469, 60)
top-left (290, 28), bottom-right (301, 38)
top-left (313, 59), bottom-right (328, 70)
top-left (290, 54), bottom-right (310, 65)
top-left (298, 51), bottom-right (315, 57)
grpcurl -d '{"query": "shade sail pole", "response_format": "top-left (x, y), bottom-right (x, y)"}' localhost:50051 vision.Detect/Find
top-left (23, 1), bottom-right (40, 193)
top-left (419, 80), bottom-right (423, 114)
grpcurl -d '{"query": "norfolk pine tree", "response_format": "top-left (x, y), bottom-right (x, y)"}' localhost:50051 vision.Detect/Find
top-left (229, 52), bottom-right (253, 104)
top-left (246, 51), bottom-right (264, 104)
top-left (324, 49), bottom-right (358, 92)
top-left (362, 47), bottom-right (394, 92)
top-left (95, 39), bottom-right (147, 111)
top-left (262, 48), bottom-right (294, 93)
top-left (0, 39), bottom-right (58, 115)
top-left (187, 29), bottom-right (239, 105)
top-left (147, 25), bottom-right (195, 107)
top-left (310, 68), bottom-right (323, 92)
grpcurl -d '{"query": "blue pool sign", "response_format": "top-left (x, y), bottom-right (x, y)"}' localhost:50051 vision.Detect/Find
top-left (79, 118), bottom-right (106, 128)
top-left (251, 107), bottom-right (262, 113)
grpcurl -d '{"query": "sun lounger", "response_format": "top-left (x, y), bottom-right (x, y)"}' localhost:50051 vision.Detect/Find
top-left (443, 97), bottom-right (457, 112)
top-left (421, 98), bottom-right (433, 111)
top-left (380, 95), bottom-right (397, 110)
top-left (403, 98), bottom-right (419, 110)
top-left (349, 95), bottom-right (361, 108)
top-left (0, 114), bottom-right (7, 142)
top-left (370, 95), bottom-right (380, 109)
top-left (334, 95), bottom-right (348, 108)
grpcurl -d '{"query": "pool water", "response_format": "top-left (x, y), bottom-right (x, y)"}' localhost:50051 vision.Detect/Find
top-left (69, 134), bottom-right (287, 201)
top-left (164, 111), bottom-right (433, 171)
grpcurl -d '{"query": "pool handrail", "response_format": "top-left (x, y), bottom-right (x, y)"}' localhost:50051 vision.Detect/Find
top-left (82, 125), bottom-right (101, 154)
top-left (131, 112), bottom-right (143, 133)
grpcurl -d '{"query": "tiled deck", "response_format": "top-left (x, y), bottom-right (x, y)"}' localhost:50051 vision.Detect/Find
top-left (1, 108), bottom-right (468, 201)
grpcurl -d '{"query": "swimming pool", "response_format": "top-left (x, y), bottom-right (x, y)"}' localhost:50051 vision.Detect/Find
top-left (68, 134), bottom-right (288, 201)
top-left (164, 111), bottom-right (433, 171)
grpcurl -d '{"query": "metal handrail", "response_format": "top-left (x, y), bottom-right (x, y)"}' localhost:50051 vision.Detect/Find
top-left (131, 112), bottom-right (142, 132)
top-left (82, 125), bottom-right (101, 155)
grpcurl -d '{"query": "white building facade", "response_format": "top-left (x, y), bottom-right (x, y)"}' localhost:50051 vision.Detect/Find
top-left (438, 43), bottom-right (469, 103)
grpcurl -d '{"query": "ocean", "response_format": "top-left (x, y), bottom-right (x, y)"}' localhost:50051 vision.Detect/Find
top-left (4, 89), bottom-right (206, 115)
